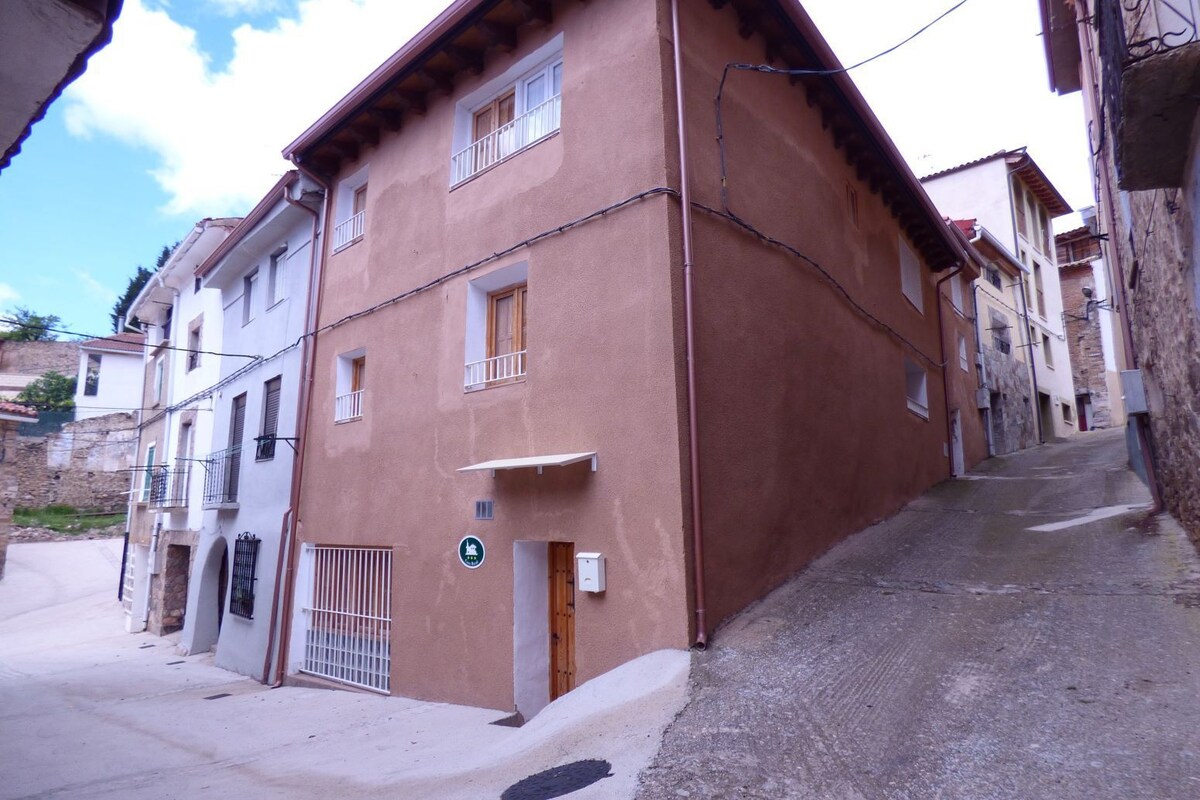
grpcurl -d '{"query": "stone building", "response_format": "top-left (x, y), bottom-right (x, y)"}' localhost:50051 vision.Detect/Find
top-left (13, 412), bottom-right (137, 512)
top-left (0, 401), bottom-right (38, 579)
top-left (1041, 0), bottom-right (1200, 537)
top-left (1056, 211), bottom-right (1125, 431)
top-left (0, 340), bottom-right (79, 399)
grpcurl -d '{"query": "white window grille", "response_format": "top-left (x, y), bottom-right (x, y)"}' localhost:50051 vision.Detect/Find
top-left (334, 389), bottom-right (363, 422)
top-left (301, 545), bottom-right (392, 694)
top-left (332, 210), bottom-right (365, 253)
top-left (450, 94), bottom-right (561, 186)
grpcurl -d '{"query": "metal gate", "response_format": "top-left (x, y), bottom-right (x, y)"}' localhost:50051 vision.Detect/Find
top-left (300, 545), bottom-right (392, 693)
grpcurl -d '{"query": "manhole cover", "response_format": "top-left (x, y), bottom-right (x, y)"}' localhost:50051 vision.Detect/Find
top-left (500, 759), bottom-right (612, 800)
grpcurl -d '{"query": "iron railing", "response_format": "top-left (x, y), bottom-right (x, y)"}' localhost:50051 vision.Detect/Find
top-left (230, 533), bottom-right (260, 619)
top-left (332, 210), bottom-right (365, 253)
top-left (148, 463), bottom-right (189, 508)
top-left (301, 545), bottom-right (392, 693)
top-left (334, 390), bottom-right (363, 422)
top-left (464, 350), bottom-right (526, 390)
top-left (450, 95), bottom-right (561, 186)
top-left (203, 445), bottom-right (242, 505)
top-left (1122, 0), bottom-right (1199, 58)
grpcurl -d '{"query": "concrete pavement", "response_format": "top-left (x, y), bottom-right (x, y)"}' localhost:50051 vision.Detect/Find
top-left (0, 538), bottom-right (688, 799)
top-left (638, 429), bottom-right (1200, 799)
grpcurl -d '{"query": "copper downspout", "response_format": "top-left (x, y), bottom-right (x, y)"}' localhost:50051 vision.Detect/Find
top-left (670, 0), bottom-right (707, 649)
top-left (936, 264), bottom-right (966, 477)
top-left (269, 164), bottom-right (331, 685)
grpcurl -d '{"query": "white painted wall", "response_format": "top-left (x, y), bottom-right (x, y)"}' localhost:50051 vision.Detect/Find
top-left (74, 349), bottom-right (143, 420)
top-left (513, 541), bottom-right (550, 720)
top-left (180, 192), bottom-right (319, 680)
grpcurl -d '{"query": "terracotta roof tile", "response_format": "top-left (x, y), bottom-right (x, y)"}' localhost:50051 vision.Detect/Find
top-left (82, 332), bottom-right (145, 354)
top-left (0, 400), bottom-right (38, 419)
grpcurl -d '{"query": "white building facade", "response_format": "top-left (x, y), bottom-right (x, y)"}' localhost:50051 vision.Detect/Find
top-left (180, 172), bottom-right (323, 681)
top-left (73, 333), bottom-right (145, 420)
top-left (922, 150), bottom-right (1078, 441)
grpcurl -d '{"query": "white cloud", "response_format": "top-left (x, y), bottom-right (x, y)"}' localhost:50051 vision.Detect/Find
top-left (63, 0), bottom-right (450, 218)
top-left (0, 283), bottom-right (19, 307)
top-left (72, 269), bottom-right (118, 304)
top-left (209, 0), bottom-right (286, 15)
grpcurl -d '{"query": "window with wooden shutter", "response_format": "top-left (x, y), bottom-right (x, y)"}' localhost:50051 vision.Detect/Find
top-left (486, 284), bottom-right (527, 384)
top-left (257, 376), bottom-right (282, 460)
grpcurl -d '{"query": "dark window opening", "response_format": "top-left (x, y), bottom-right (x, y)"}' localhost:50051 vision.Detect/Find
top-left (230, 533), bottom-right (260, 619)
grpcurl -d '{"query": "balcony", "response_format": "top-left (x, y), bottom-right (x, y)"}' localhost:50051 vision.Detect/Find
top-left (203, 445), bottom-right (241, 507)
top-left (464, 350), bottom-right (526, 391)
top-left (335, 390), bottom-right (363, 422)
top-left (332, 210), bottom-right (365, 253)
top-left (148, 463), bottom-right (189, 509)
top-left (992, 337), bottom-right (1013, 356)
top-left (450, 95), bottom-right (561, 187)
top-left (1100, 0), bottom-right (1200, 188)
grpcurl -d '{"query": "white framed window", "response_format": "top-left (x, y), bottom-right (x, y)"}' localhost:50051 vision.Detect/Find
top-left (950, 274), bottom-right (963, 314)
top-left (141, 443), bottom-right (157, 502)
top-left (267, 246), bottom-right (287, 307)
top-left (335, 348), bottom-right (366, 422)
top-left (84, 353), bottom-right (101, 396)
top-left (904, 357), bottom-right (929, 419)
top-left (242, 269), bottom-right (258, 326)
top-left (465, 261), bottom-right (528, 390)
top-left (152, 356), bottom-right (165, 405)
top-left (186, 322), bottom-right (202, 371)
top-left (958, 334), bottom-right (968, 372)
top-left (333, 165), bottom-right (369, 253)
top-left (1043, 333), bottom-right (1054, 368)
top-left (450, 35), bottom-right (564, 186)
top-left (899, 236), bottom-right (923, 313)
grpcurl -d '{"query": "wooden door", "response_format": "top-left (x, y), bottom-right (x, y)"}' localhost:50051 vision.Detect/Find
top-left (548, 541), bottom-right (575, 700)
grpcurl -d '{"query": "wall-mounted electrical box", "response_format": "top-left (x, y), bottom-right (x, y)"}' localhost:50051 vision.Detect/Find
top-left (1121, 369), bottom-right (1149, 415)
top-left (576, 552), bottom-right (606, 593)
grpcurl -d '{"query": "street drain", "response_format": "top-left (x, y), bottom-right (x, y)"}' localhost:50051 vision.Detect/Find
top-left (500, 759), bottom-right (612, 800)
top-left (166, 660), bottom-right (185, 665)
top-left (203, 693), bottom-right (232, 700)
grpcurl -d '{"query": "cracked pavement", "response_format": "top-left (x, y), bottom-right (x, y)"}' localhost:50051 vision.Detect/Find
top-left (638, 429), bottom-right (1200, 799)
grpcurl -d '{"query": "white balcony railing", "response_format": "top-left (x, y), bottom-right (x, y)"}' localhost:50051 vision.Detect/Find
top-left (464, 350), bottom-right (526, 390)
top-left (335, 389), bottom-right (364, 422)
top-left (332, 210), bottom-right (365, 253)
top-left (450, 95), bottom-right (561, 186)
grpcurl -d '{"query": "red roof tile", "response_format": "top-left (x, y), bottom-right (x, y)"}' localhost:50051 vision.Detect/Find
top-left (0, 401), bottom-right (38, 420)
top-left (82, 332), bottom-right (145, 354)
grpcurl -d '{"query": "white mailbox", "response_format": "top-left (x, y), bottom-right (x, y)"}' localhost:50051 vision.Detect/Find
top-left (576, 552), bottom-right (606, 593)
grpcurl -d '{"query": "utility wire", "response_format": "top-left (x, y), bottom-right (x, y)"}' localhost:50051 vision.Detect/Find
top-left (0, 318), bottom-right (260, 361)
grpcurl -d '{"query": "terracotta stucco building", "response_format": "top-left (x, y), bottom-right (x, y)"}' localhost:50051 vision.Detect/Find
top-left (277, 0), bottom-right (974, 717)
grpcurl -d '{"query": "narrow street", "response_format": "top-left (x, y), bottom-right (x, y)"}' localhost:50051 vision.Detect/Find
top-left (638, 429), bottom-right (1200, 799)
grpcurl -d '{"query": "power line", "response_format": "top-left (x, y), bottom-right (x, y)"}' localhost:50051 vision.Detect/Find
top-left (0, 318), bottom-right (260, 361)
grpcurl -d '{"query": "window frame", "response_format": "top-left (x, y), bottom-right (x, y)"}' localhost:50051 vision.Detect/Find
top-left (84, 353), bottom-right (101, 396)
top-left (257, 376), bottom-right (282, 461)
top-left (242, 269), bottom-right (258, 327)
top-left (267, 246), bottom-right (287, 308)
top-left (904, 357), bottom-right (930, 420)
top-left (899, 235), bottom-right (923, 313)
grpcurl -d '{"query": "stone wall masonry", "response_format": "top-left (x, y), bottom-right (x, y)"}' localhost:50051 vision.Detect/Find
top-left (1061, 263), bottom-right (1114, 430)
top-left (0, 421), bottom-right (20, 579)
top-left (984, 345), bottom-right (1037, 455)
top-left (1117, 184), bottom-right (1200, 542)
top-left (0, 341), bottom-right (79, 376)
top-left (15, 412), bottom-right (137, 512)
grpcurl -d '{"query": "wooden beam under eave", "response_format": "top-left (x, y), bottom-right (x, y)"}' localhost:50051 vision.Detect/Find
top-left (511, 0), bottom-right (552, 26)
top-left (416, 67), bottom-right (455, 96)
top-left (348, 122), bottom-right (380, 149)
top-left (477, 19), bottom-right (517, 52)
top-left (369, 107), bottom-right (403, 133)
top-left (390, 89), bottom-right (427, 116)
top-left (329, 139), bottom-right (359, 163)
top-left (445, 44), bottom-right (485, 76)
top-left (708, 0), bottom-right (730, 8)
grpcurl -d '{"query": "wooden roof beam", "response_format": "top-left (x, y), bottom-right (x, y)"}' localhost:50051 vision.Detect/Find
top-left (416, 66), bottom-right (455, 96)
top-left (445, 44), bottom-right (485, 76)
top-left (512, 0), bottom-right (552, 26)
top-left (476, 19), bottom-right (517, 52)
top-left (369, 107), bottom-right (403, 133)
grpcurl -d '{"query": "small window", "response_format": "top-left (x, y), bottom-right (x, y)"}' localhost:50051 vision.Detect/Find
top-left (488, 285), bottom-right (527, 374)
top-left (243, 270), bottom-right (257, 326)
top-left (230, 533), bottom-right (261, 619)
top-left (958, 334), bottom-right (968, 372)
top-left (1033, 262), bottom-right (1046, 318)
top-left (257, 376), bottom-right (282, 460)
top-left (194, 276), bottom-right (201, 293)
top-left (335, 350), bottom-right (366, 422)
top-left (1062, 402), bottom-right (1074, 423)
top-left (475, 499), bottom-right (494, 520)
top-left (1043, 333), bottom-right (1054, 368)
top-left (950, 274), bottom-right (963, 313)
top-left (904, 357), bottom-right (929, 419)
top-left (990, 309), bottom-right (1012, 356)
top-left (141, 443), bottom-right (157, 501)
top-left (465, 261), bottom-right (529, 390)
top-left (353, 184), bottom-right (368, 216)
top-left (84, 353), bottom-right (101, 396)
top-left (899, 236), bottom-right (923, 312)
top-left (267, 247), bottom-right (287, 307)
top-left (1013, 176), bottom-right (1027, 238)
top-left (846, 184), bottom-right (859, 227)
top-left (986, 264), bottom-right (1003, 290)
top-left (333, 167), bottom-right (369, 252)
top-left (152, 356), bottom-right (165, 405)
top-left (186, 324), bottom-right (201, 371)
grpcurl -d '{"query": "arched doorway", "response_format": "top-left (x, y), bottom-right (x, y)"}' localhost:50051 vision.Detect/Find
top-left (185, 539), bottom-right (229, 655)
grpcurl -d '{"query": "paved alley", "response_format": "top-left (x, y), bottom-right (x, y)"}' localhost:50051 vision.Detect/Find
top-left (0, 539), bottom-right (687, 800)
top-left (638, 429), bottom-right (1200, 799)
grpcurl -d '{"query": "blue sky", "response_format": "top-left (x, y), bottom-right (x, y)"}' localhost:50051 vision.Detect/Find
top-left (0, 0), bottom-right (1087, 341)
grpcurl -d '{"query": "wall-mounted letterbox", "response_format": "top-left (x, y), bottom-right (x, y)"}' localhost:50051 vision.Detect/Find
top-left (576, 552), bottom-right (606, 593)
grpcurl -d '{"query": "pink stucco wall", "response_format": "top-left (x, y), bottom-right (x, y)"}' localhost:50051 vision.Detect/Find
top-left (295, 0), bottom-right (691, 710)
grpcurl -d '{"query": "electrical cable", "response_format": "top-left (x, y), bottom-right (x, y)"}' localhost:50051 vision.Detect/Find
top-left (0, 318), bottom-right (260, 361)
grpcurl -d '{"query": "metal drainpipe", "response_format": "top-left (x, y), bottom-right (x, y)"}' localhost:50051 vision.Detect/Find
top-left (270, 162), bottom-right (332, 685)
top-left (1016, 273), bottom-right (1044, 444)
top-left (259, 177), bottom-right (321, 684)
top-left (971, 280), bottom-right (995, 456)
top-left (936, 265), bottom-right (966, 476)
top-left (671, 0), bottom-right (707, 649)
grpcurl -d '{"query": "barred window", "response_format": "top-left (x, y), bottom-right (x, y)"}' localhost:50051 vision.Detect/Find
top-left (230, 533), bottom-right (261, 619)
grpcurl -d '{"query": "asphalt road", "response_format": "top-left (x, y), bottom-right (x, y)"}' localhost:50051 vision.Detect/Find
top-left (637, 429), bottom-right (1200, 799)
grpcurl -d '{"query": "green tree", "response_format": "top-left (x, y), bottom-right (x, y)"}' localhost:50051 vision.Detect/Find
top-left (110, 244), bottom-right (176, 332)
top-left (16, 371), bottom-right (76, 411)
top-left (0, 306), bottom-right (61, 341)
